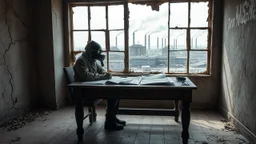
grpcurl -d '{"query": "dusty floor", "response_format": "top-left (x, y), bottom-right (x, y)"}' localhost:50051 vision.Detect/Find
top-left (0, 106), bottom-right (250, 144)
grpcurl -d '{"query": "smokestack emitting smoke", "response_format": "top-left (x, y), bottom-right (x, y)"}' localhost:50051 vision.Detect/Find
top-left (173, 39), bottom-right (175, 49)
top-left (116, 36), bottom-right (118, 48)
top-left (144, 35), bottom-right (147, 49)
top-left (148, 35), bottom-right (150, 50)
top-left (176, 39), bottom-right (178, 49)
top-left (164, 38), bottom-right (166, 48)
top-left (162, 38), bottom-right (163, 49)
top-left (133, 32), bottom-right (135, 45)
top-left (157, 37), bottom-right (159, 49)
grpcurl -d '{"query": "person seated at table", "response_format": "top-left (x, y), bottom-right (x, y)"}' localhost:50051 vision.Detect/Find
top-left (73, 40), bottom-right (126, 131)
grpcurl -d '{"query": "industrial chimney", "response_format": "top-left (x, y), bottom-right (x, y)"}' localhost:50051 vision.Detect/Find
top-left (162, 37), bottom-right (164, 49)
top-left (164, 38), bottom-right (166, 48)
top-left (133, 32), bottom-right (135, 45)
top-left (144, 34), bottom-right (147, 49)
top-left (116, 36), bottom-right (118, 48)
top-left (157, 37), bottom-right (159, 49)
top-left (148, 35), bottom-right (150, 50)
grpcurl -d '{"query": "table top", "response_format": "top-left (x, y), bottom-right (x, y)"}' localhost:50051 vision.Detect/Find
top-left (69, 77), bottom-right (197, 90)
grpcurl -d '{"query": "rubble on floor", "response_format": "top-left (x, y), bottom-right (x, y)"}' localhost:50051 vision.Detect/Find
top-left (0, 109), bottom-right (51, 132)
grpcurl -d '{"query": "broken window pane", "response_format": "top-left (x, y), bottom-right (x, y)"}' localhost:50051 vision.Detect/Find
top-left (169, 3), bottom-right (188, 27)
top-left (189, 51), bottom-right (207, 73)
top-left (109, 30), bottom-right (124, 51)
top-left (109, 5), bottom-right (124, 29)
top-left (73, 31), bottom-right (89, 51)
top-left (169, 51), bottom-right (187, 73)
top-left (73, 7), bottom-right (88, 30)
top-left (90, 6), bottom-right (106, 29)
top-left (169, 29), bottom-right (187, 50)
top-left (191, 2), bottom-right (209, 27)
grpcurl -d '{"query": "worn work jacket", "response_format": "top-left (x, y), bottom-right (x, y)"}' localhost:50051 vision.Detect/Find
top-left (73, 44), bottom-right (106, 82)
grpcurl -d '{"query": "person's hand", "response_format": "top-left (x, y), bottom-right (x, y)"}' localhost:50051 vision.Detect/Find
top-left (103, 72), bottom-right (112, 79)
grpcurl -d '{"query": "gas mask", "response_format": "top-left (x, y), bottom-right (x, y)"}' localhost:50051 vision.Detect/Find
top-left (91, 41), bottom-right (105, 67)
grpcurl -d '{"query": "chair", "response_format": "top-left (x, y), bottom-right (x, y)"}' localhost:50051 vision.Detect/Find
top-left (63, 67), bottom-right (103, 124)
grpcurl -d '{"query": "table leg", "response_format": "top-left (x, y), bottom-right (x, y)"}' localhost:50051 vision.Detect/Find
top-left (75, 105), bottom-right (84, 141)
top-left (174, 100), bottom-right (179, 122)
top-left (181, 100), bottom-right (191, 144)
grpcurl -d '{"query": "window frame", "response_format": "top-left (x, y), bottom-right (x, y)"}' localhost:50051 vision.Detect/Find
top-left (67, 0), bottom-right (212, 75)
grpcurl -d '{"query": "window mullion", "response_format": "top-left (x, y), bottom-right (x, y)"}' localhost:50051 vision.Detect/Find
top-left (70, 6), bottom-right (75, 64)
top-left (207, 0), bottom-right (213, 75)
top-left (88, 6), bottom-right (91, 42)
top-left (186, 1), bottom-right (191, 74)
top-left (167, 2), bottom-right (170, 73)
top-left (124, 2), bottom-right (129, 73)
top-left (106, 5), bottom-right (110, 72)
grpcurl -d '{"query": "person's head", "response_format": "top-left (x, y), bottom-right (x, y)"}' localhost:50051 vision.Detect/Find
top-left (85, 41), bottom-right (105, 66)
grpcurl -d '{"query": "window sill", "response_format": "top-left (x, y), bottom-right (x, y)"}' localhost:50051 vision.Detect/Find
top-left (111, 72), bottom-right (211, 77)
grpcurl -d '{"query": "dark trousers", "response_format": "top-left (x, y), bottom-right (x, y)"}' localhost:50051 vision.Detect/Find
top-left (106, 99), bottom-right (120, 122)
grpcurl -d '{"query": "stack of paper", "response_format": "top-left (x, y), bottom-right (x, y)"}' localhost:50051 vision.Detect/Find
top-left (105, 76), bottom-right (141, 85)
top-left (105, 73), bottom-right (174, 85)
top-left (140, 73), bottom-right (173, 85)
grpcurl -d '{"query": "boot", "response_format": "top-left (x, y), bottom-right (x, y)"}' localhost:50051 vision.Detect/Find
top-left (104, 121), bottom-right (124, 131)
top-left (105, 114), bottom-right (124, 131)
top-left (115, 116), bottom-right (126, 126)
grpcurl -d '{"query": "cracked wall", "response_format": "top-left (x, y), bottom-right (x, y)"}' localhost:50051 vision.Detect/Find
top-left (0, 0), bottom-right (37, 123)
top-left (221, 0), bottom-right (256, 143)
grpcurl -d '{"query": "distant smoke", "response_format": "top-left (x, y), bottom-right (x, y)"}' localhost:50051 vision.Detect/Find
top-left (149, 25), bottom-right (166, 35)
top-left (116, 31), bottom-right (123, 37)
top-left (133, 30), bottom-right (139, 45)
top-left (116, 31), bottom-right (124, 48)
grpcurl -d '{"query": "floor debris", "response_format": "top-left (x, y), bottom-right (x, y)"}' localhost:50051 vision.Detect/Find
top-left (0, 109), bottom-right (51, 132)
top-left (9, 137), bottom-right (21, 143)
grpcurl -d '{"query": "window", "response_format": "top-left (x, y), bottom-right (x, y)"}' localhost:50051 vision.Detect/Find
top-left (69, 0), bottom-right (212, 74)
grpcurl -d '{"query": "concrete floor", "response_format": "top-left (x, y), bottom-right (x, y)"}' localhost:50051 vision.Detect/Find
top-left (0, 106), bottom-right (250, 144)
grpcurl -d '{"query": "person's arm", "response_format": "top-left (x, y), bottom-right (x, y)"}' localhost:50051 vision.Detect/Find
top-left (96, 62), bottom-right (106, 74)
top-left (74, 59), bottom-right (110, 81)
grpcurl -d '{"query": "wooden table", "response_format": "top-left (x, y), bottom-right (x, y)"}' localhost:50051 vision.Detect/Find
top-left (69, 77), bottom-right (197, 144)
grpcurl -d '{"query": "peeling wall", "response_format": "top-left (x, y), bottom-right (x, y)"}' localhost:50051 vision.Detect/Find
top-left (221, 0), bottom-right (256, 142)
top-left (0, 0), bottom-right (37, 123)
